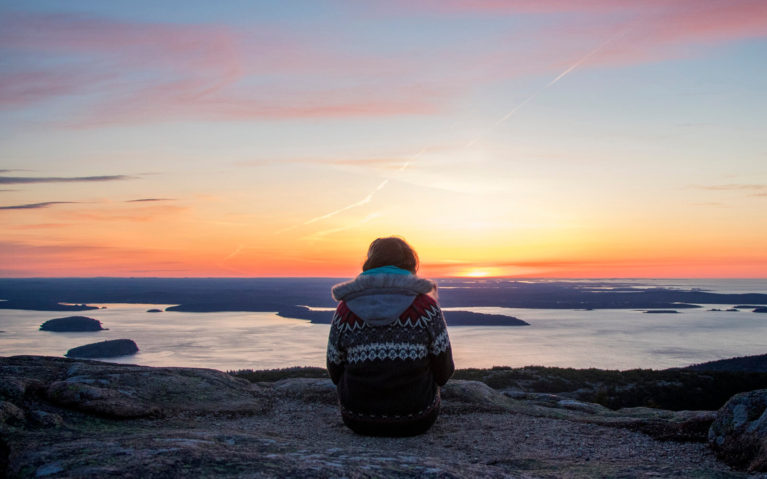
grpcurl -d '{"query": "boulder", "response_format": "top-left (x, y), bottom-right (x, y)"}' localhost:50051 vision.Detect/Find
top-left (708, 389), bottom-right (767, 471)
top-left (39, 316), bottom-right (104, 332)
top-left (27, 410), bottom-right (64, 428)
top-left (146, 309), bottom-right (163, 313)
top-left (65, 339), bottom-right (138, 358)
top-left (46, 380), bottom-right (155, 418)
top-left (0, 400), bottom-right (25, 426)
top-left (754, 307), bottom-right (767, 313)
top-left (0, 356), bottom-right (272, 420)
top-left (272, 378), bottom-right (337, 404)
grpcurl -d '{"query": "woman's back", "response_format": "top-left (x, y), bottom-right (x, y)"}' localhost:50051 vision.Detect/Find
top-left (326, 238), bottom-right (454, 436)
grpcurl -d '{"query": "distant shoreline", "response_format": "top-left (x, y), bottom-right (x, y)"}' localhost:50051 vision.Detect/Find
top-left (1, 277), bottom-right (766, 313)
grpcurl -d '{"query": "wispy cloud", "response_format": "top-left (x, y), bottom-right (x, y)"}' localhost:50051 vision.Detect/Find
top-left (695, 184), bottom-right (767, 191)
top-left (125, 198), bottom-right (174, 203)
top-left (404, 0), bottom-right (767, 69)
top-left (693, 184), bottom-right (767, 197)
top-left (0, 175), bottom-right (134, 184)
top-left (329, 158), bottom-right (411, 171)
top-left (3, 2), bottom-right (765, 128)
top-left (1, 11), bottom-right (445, 126)
top-left (66, 204), bottom-right (188, 223)
top-left (236, 155), bottom-right (416, 171)
top-left (0, 201), bottom-right (76, 210)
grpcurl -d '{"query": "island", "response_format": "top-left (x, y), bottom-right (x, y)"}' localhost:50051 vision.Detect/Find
top-left (0, 300), bottom-right (98, 311)
top-left (39, 316), bottom-right (105, 332)
top-left (65, 339), bottom-right (139, 358)
top-left (276, 305), bottom-right (529, 326)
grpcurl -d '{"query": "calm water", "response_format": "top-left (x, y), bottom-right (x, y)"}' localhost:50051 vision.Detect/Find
top-left (1, 279), bottom-right (766, 371)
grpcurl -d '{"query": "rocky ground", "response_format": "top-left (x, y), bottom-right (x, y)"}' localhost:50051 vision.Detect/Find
top-left (0, 356), bottom-right (761, 478)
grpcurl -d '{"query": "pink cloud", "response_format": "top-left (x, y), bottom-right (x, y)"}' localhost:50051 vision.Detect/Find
top-left (490, 2), bottom-right (762, 50)
top-left (642, 1), bottom-right (767, 45)
top-left (0, 70), bottom-right (115, 107)
top-left (2, 4), bottom-right (764, 126)
top-left (395, 0), bottom-right (767, 76)
top-left (1, 11), bottom-right (447, 124)
top-left (0, 11), bottom-right (241, 110)
top-left (405, 0), bottom-right (760, 20)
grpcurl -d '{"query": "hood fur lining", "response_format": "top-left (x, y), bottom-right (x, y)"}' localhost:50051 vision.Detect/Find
top-left (332, 274), bottom-right (436, 302)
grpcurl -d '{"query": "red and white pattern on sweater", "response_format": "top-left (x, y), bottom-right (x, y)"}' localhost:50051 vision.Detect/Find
top-left (332, 294), bottom-right (440, 333)
top-left (327, 294), bottom-right (450, 365)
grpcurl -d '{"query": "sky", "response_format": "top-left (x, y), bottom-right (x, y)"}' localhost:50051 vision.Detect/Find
top-left (1, 0), bottom-right (766, 278)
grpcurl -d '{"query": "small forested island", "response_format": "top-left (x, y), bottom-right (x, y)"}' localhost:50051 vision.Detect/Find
top-left (39, 316), bottom-right (104, 332)
top-left (0, 300), bottom-right (98, 311)
top-left (643, 309), bottom-right (679, 314)
top-left (277, 305), bottom-right (529, 326)
top-left (65, 339), bottom-right (139, 358)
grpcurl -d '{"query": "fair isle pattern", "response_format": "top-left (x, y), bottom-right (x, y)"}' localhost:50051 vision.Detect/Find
top-left (327, 343), bottom-right (344, 364)
top-left (394, 302), bottom-right (440, 329)
top-left (328, 293), bottom-right (451, 367)
top-left (347, 342), bottom-right (428, 363)
top-left (332, 301), bottom-right (366, 333)
top-left (430, 329), bottom-right (451, 356)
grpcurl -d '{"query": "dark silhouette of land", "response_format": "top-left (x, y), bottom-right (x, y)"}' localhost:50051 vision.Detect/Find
top-left (276, 305), bottom-right (529, 326)
top-left (686, 353), bottom-right (767, 372)
top-left (65, 339), bottom-right (139, 358)
top-left (1, 279), bottom-right (765, 321)
top-left (39, 316), bottom-right (104, 332)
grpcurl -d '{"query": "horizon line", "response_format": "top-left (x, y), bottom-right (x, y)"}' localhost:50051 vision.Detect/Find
top-left (1, 276), bottom-right (765, 280)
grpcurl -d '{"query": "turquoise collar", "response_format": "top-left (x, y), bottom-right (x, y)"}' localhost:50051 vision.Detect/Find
top-left (360, 265), bottom-right (412, 276)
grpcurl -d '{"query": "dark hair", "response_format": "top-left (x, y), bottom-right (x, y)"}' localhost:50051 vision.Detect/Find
top-left (362, 237), bottom-right (419, 274)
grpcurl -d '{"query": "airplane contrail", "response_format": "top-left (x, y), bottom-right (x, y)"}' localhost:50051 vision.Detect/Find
top-left (277, 147), bottom-right (425, 235)
top-left (303, 179), bottom-right (388, 226)
top-left (303, 212), bottom-right (382, 240)
top-left (463, 29), bottom-right (627, 148)
top-left (223, 244), bottom-right (244, 260)
top-left (282, 31), bottom-right (625, 235)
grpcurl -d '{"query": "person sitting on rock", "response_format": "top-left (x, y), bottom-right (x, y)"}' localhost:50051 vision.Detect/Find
top-left (326, 236), bottom-right (454, 436)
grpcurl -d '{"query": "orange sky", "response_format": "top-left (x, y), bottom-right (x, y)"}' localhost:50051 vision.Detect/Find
top-left (1, 1), bottom-right (766, 278)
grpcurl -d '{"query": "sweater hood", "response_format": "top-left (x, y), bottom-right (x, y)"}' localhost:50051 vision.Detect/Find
top-left (331, 274), bottom-right (437, 326)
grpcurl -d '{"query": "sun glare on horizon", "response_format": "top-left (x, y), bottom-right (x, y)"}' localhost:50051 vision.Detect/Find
top-left (457, 267), bottom-right (505, 278)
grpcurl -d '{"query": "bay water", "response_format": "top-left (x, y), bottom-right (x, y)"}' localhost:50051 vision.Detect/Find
top-left (1, 279), bottom-right (766, 371)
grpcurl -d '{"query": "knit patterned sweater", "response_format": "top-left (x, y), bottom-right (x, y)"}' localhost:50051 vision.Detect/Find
top-left (327, 274), bottom-right (455, 422)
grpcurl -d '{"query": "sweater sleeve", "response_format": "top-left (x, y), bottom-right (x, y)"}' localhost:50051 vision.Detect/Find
top-left (428, 304), bottom-right (455, 386)
top-left (326, 304), bottom-right (346, 385)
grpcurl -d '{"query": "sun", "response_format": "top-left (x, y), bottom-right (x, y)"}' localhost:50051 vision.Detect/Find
top-left (460, 268), bottom-right (494, 278)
